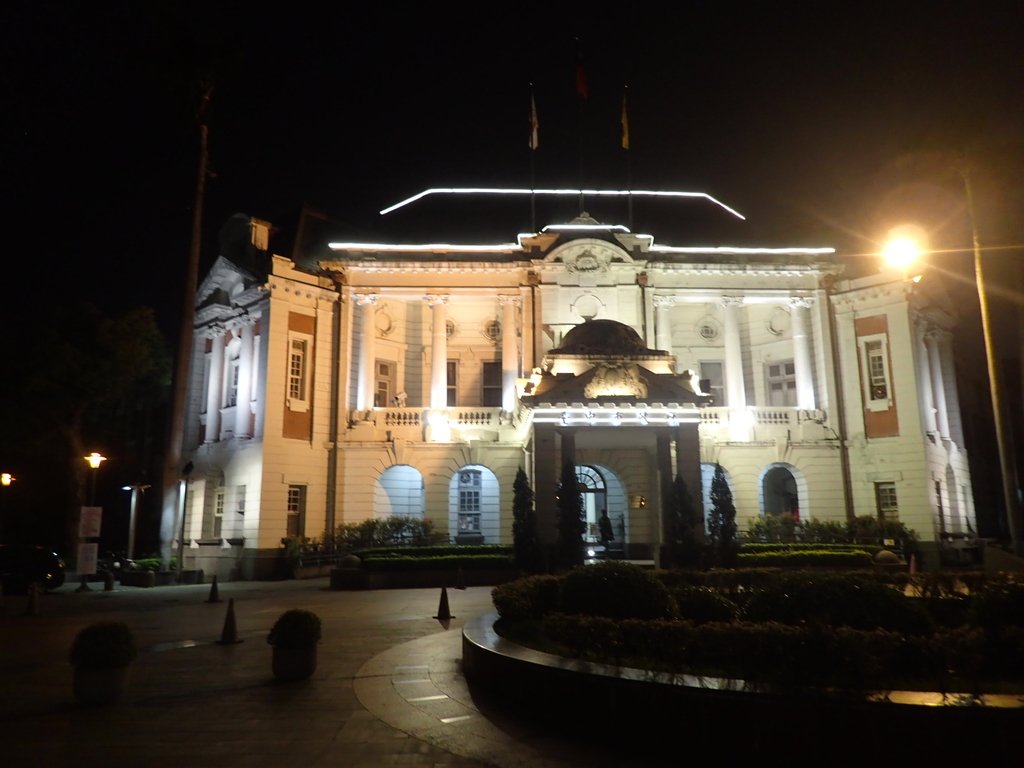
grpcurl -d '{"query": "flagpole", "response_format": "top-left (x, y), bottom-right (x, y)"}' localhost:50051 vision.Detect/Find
top-left (575, 38), bottom-right (587, 215)
top-left (529, 84), bottom-right (538, 232)
top-left (622, 85), bottom-right (632, 230)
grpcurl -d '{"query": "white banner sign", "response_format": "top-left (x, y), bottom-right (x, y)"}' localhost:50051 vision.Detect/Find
top-left (78, 506), bottom-right (102, 538)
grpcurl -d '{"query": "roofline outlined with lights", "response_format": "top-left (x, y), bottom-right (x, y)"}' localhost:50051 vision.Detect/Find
top-left (378, 187), bottom-right (747, 220)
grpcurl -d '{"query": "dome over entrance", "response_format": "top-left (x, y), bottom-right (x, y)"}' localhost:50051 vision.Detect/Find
top-left (553, 319), bottom-right (656, 356)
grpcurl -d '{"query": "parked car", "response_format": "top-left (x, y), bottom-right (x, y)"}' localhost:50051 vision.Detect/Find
top-left (0, 545), bottom-right (67, 593)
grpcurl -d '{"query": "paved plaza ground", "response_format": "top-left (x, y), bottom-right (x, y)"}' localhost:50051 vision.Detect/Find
top-left (0, 577), bottom-right (652, 768)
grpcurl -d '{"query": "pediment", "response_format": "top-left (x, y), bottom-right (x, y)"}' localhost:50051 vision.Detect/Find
top-left (542, 238), bottom-right (633, 274)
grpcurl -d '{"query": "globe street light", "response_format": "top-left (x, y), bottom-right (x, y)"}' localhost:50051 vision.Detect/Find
top-left (83, 452), bottom-right (107, 505)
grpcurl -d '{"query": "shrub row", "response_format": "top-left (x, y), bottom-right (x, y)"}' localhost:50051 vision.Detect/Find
top-left (737, 549), bottom-right (875, 568)
top-left (360, 553), bottom-right (514, 572)
top-left (539, 613), bottom-right (1024, 691)
top-left (493, 563), bottom-right (1024, 633)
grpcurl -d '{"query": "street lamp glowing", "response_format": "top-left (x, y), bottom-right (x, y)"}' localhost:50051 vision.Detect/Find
top-left (1, 472), bottom-right (14, 486)
top-left (84, 452), bottom-right (107, 470)
top-left (882, 236), bottom-right (922, 271)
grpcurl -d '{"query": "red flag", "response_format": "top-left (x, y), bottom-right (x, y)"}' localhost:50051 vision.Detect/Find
top-left (529, 92), bottom-right (539, 150)
top-left (575, 43), bottom-right (588, 100)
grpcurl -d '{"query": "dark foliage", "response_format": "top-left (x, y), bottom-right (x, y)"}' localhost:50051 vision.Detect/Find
top-left (707, 464), bottom-right (737, 567)
top-left (559, 561), bottom-right (675, 620)
top-left (512, 467), bottom-right (543, 572)
top-left (555, 461), bottom-right (585, 570)
top-left (667, 474), bottom-right (702, 567)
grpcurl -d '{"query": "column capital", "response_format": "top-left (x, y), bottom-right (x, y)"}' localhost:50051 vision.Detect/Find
top-left (720, 296), bottom-right (745, 308)
top-left (203, 324), bottom-right (226, 340)
top-left (925, 328), bottom-right (952, 345)
top-left (353, 293), bottom-right (378, 306)
top-left (498, 294), bottom-right (522, 308)
top-left (424, 294), bottom-right (449, 307)
top-left (788, 296), bottom-right (815, 310)
top-left (652, 295), bottom-right (677, 308)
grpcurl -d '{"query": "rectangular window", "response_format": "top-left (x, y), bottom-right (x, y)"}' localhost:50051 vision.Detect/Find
top-left (225, 359), bottom-right (240, 407)
top-left (375, 360), bottom-right (394, 407)
top-left (859, 334), bottom-right (892, 411)
top-left (286, 484), bottom-right (306, 539)
top-left (287, 333), bottom-right (311, 412)
top-left (482, 361), bottom-right (502, 406)
top-left (875, 482), bottom-right (899, 523)
top-left (236, 484), bottom-right (246, 515)
top-left (213, 488), bottom-right (225, 538)
top-left (765, 360), bottom-right (797, 407)
top-left (446, 361), bottom-right (458, 407)
top-left (699, 361), bottom-right (726, 406)
top-left (457, 470), bottom-right (481, 532)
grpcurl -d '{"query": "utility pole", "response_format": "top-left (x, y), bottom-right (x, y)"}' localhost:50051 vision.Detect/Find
top-left (160, 80), bottom-right (213, 566)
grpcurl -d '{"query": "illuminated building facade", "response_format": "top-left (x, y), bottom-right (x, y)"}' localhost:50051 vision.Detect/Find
top-left (179, 194), bottom-right (975, 578)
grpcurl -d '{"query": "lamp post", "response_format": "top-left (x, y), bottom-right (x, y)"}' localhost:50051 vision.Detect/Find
top-left (882, 203), bottom-right (1022, 555)
top-left (1, 472), bottom-right (14, 542)
top-left (78, 452), bottom-right (107, 592)
top-left (121, 484), bottom-right (150, 561)
top-left (962, 165), bottom-right (1023, 555)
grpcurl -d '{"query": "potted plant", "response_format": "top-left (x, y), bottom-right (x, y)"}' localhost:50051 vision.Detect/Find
top-left (69, 621), bottom-right (138, 704)
top-left (267, 608), bottom-right (321, 681)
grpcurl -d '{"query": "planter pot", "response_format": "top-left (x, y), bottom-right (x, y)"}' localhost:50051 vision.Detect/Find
top-left (73, 665), bottom-right (130, 705)
top-left (272, 645), bottom-right (317, 682)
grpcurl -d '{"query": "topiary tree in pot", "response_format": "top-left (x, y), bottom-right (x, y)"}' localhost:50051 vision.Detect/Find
top-left (69, 621), bottom-right (138, 705)
top-left (267, 608), bottom-right (322, 681)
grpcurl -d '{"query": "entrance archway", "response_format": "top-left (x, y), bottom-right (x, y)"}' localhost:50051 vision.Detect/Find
top-left (374, 465), bottom-right (425, 519)
top-left (761, 465), bottom-right (800, 520)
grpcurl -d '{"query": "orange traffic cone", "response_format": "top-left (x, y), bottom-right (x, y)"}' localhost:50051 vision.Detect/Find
top-left (206, 575), bottom-right (221, 603)
top-left (216, 597), bottom-right (243, 645)
top-left (433, 586), bottom-right (454, 629)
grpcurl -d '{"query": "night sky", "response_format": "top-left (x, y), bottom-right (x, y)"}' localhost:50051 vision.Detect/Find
top-left (9, 2), bottom-right (1023, 334)
top-left (4, 1), bottom-right (1023, 543)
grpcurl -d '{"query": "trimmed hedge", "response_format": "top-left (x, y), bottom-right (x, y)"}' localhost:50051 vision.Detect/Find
top-left (737, 549), bottom-right (875, 568)
top-left (559, 561), bottom-right (675, 620)
top-left (360, 553), bottom-right (513, 571)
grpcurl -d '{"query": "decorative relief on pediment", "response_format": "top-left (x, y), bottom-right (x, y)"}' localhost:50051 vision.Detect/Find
top-left (584, 363), bottom-right (649, 398)
top-left (545, 240), bottom-right (630, 274)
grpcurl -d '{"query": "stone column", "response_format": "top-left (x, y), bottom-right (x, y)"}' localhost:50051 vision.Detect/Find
top-left (426, 295), bottom-right (449, 409)
top-left (499, 295), bottom-right (521, 412)
top-left (653, 295), bottom-right (675, 354)
top-left (915, 321), bottom-right (938, 434)
top-left (926, 330), bottom-right (951, 439)
top-left (204, 327), bottom-right (225, 443)
top-left (721, 297), bottom-right (746, 408)
top-left (354, 294), bottom-right (377, 411)
top-left (790, 297), bottom-right (816, 410)
top-left (234, 320), bottom-right (254, 438)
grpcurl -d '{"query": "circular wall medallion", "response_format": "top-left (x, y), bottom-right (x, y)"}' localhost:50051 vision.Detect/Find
top-left (696, 316), bottom-right (720, 341)
top-left (767, 307), bottom-right (791, 336)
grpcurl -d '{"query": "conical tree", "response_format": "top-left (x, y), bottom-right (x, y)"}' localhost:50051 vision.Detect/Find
top-left (555, 460), bottom-right (586, 570)
top-left (707, 464), bottom-right (738, 567)
top-left (669, 474), bottom-right (701, 567)
top-left (512, 467), bottom-right (543, 572)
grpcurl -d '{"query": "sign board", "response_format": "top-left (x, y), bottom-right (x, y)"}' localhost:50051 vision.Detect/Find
top-left (77, 542), bottom-right (98, 575)
top-left (78, 506), bottom-right (103, 538)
